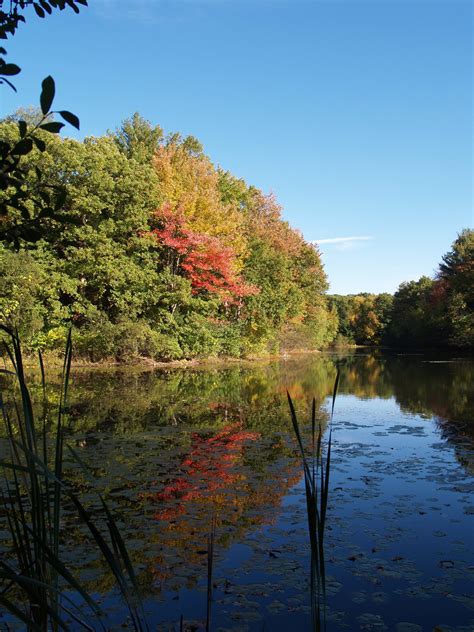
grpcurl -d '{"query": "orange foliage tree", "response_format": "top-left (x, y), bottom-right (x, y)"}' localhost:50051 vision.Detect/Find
top-left (150, 204), bottom-right (258, 304)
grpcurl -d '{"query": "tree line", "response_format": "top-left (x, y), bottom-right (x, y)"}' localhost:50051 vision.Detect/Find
top-left (328, 228), bottom-right (473, 350)
top-left (1, 106), bottom-right (471, 360)
top-left (0, 112), bottom-right (338, 361)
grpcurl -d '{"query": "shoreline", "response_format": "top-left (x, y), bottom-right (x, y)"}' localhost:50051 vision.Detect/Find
top-left (18, 347), bottom-right (331, 372)
top-left (10, 344), bottom-right (468, 373)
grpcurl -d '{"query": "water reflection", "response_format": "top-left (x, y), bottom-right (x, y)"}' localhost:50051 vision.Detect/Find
top-left (1, 351), bottom-right (473, 628)
top-left (4, 351), bottom-right (473, 484)
top-left (11, 351), bottom-right (472, 435)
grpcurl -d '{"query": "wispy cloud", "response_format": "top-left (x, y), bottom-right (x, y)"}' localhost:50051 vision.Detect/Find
top-left (92, 0), bottom-right (184, 23)
top-left (313, 236), bottom-right (374, 245)
top-left (92, 0), bottom-right (343, 23)
top-left (93, 0), bottom-right (447, 22)
top-left (92, 0), bottom-right (264, 23)
top-left (312, 236), bottom-right (374, 252)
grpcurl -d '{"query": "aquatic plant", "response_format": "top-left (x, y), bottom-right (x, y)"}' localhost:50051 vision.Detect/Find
top-left (206, 514), bottom-right (217, 632)
top-left (287, 369), bottom-right (339, 631)
top-left (0, 326), bottom-right (148, 630)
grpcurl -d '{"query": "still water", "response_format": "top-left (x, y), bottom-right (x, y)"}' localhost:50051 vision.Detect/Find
top-left (3, 350), bottom-right (474, 630)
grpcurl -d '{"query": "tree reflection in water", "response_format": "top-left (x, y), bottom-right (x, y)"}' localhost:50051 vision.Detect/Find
top-left (0, 350), bottom-right (472, 627)
top-left (145, 423), bottom-right (260, 521)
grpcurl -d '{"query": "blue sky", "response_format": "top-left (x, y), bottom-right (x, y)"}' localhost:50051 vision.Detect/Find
top-left (1, 0), bottom-right (472, 294)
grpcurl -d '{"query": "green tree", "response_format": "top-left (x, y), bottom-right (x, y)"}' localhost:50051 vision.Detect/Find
top-left (439, 228), bottom-right (474, 294)
top-left (112, 112), bottom-right (163, 163)
top-left (0, 245), bottom-right (45, 339)
top-left (328, 293), bottom-right (393, 345)
top-left (386, 230), bottom-right (473, 350)
top-left (387, 277), bottom-right (443, 347)
top-left (438, 229), bottom-right (474, 348)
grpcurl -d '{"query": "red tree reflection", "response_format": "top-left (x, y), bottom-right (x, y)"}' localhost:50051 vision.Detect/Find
top-left (147, 423), bottom-right (260, 521)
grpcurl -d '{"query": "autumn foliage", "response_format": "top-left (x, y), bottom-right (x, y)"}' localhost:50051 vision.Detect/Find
top-left (0, 112), bottom-right (337, 360)
top-left (150, 204), bottom-right (258, 303)
top-left (146, 423), bottom-right (260, 522)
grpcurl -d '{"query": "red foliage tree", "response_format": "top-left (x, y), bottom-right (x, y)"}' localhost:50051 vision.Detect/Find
top-left (150, 205), bottom-right (258, 303)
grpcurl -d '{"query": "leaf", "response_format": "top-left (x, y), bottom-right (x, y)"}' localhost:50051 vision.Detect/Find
top-left (65, 0), bottom-right (80, 13)
top-left (54, 187), bottom-right (67, 211)
top-left (21, 227), bottom-right (42, 242)
top-left (37, 207), bottom-right (54, 219)
top-left (33, 136), bottom-right (46, 152)
top-left (39, 189), bottom-right (51, 205)
top-left (33, 2), bottom-right (46, 17)
top-left (39, 121), bottom-right (64, 134)
top-left (12, 138), bottom-right (33, 156)
top-left (0, 77), bottom-right (17, 92)
top-left (59, 110), bottom-right (80, 130)
top-left (39, 0), bottom-right (53, 14)
top-left (0, 141), bottom-right (11, 158)
top-left (18, 120), bottom-right (27, 138)
top-left (0, 63), bottom-right (21, 76)
top-left (40, 75), bottom-right (55, 114)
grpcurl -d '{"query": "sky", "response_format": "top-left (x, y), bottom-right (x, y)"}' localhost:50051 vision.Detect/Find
top-left (1, 0), bottom-right (472, 294)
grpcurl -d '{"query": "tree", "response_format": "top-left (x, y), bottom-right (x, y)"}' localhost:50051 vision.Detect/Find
top-left (0, 244), bottom-right (45, 339)
top-left (150, 204), bottom-right (257, 302)
top-left (437, 229), bottom-right (474, 348)
top-left (153, 138), bottom-right (246, 258)
top-left (328, 293), bottom-right (393, 345)
top-left (386, 230), bottom-right (473, 350)
top-left (438, 229), bottom-right (474, 300)
top-left (112, 112), bottom-right (163, 163)
top-left (387, 277), bottom-right (444, 347)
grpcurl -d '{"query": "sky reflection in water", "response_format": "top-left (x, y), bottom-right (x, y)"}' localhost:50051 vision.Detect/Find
top-left (2, 351), bottom-right (473, 630)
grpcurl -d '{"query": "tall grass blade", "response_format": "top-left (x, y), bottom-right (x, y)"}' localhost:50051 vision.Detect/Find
top-left (311, 398), bottom-right (316, 495)
top-left (331, 369), bottom-right (340, 422)
top-left (206, 515), bottom-right (216, 632)
top-left (0, 329), bottom-right (147, 630)
top-left (0, 593), bottom-right (43, 631)
top-left (61, 606), bottom-right (96, 632)
top-left (0, 564), bottom-right (99, 629)
top-left (288, 369), bottom-right (339, 632)
top-left (287, 391), bottom-right (312, 483)
top-left (67, 444), bottom-right (149, 632)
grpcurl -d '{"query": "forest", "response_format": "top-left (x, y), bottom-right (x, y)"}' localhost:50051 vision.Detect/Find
top-left (0, 109), bottom-right (474, 362)
top-left (1, 109), bottom-right (473, 360)
top-left (0, 111), bottom-right (339, 360)
top-left (328, 227), bottom-right (473, 350)
top-left (0, 112), bottom-right (472, 360)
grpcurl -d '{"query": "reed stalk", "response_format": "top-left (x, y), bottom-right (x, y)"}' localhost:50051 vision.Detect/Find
top-left (287, 369), bottom-right (339, 632)
top-left (0, 327), bottom-right (148, 630)
top-left (206, 514), bottom-right (216, 632)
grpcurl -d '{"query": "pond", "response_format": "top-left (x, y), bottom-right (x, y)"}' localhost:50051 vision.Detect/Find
top-left (1, 350), bottom-right (473, 631)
